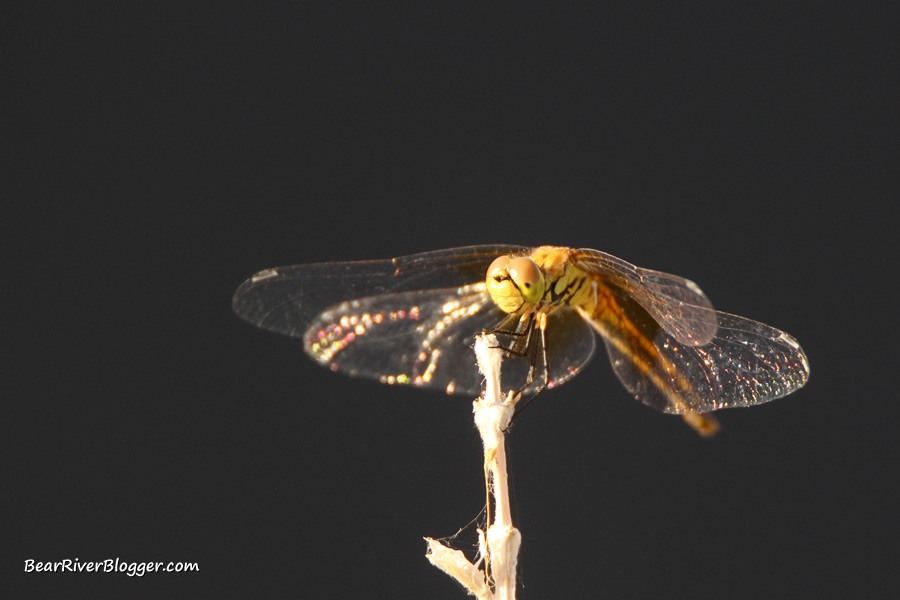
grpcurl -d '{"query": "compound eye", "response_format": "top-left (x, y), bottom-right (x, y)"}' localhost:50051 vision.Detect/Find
top-left (507, 257), bottom-right (544, 302)
top-left (487, 255), bottom-right (512, 281)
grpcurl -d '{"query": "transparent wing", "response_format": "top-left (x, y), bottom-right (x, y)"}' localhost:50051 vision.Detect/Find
top-left (594, 293), bottom-right (809, 413)
top-left (233, 244), bottom-right (529, 338)
top-left (234, 244), bottom-right (597, 395)
top-left (302, 284), bottom-right (596, 396)
top-left (574, 248), bottom-right (719, 347)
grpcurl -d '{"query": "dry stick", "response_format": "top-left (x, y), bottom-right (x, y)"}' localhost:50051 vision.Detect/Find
top-left (425, 334), bottom-right (521, 600)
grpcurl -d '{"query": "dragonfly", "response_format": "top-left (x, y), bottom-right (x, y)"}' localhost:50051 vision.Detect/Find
top-left (232, 245), bottom-right (809, 435)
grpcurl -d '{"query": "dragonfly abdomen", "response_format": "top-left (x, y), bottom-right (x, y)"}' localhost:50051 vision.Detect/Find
top-left (577, 278), bottom-right (708, 417)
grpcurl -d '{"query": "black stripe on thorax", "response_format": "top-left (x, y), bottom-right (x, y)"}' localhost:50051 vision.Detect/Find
top-left (545, 273), bottom-right (586, 306)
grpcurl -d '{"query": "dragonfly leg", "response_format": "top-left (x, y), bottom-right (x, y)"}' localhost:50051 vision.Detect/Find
top-left (482, 312), bottom-right (557, 421)
top-left (520, 312), bottom-right (551, 391)
top-left (538, 312), bottom-right (550, 389)
top-left (483, 313), bottom-right (535, 359)
top-left (506, 314), bottom-right (553, 421)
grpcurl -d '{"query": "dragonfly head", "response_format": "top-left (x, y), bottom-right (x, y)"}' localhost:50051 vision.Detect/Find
top-left (486, 255), bottom-right (546, 313)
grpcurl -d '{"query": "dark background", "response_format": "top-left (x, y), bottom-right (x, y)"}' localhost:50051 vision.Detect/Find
top-left (8, 2), bottom-right (898, 598)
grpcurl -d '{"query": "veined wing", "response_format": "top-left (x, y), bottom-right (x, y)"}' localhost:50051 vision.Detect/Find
top-left (233, 244), bottom-right (596, 395)
top-left (303, 285), bottom-right (596, 395)
top-left (574, 248), bottom-right (718, 347)
top-left (233, 244), bottom-right (528, 338)
top-left (590, 288), bottom-right (809, 413)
